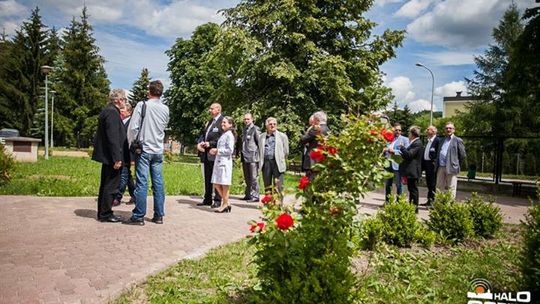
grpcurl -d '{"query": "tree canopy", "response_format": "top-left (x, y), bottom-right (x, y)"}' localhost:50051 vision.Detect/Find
top-left (166, 0), bottom-right (405, 145)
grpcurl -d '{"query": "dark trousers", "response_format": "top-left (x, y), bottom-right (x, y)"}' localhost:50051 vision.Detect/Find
top-left (203, 159), bottom-right (222, 203)
top-left (97, 164), bottom-right (121, 219)
top-left (262, 159), bottom-right (284, 194)
top-left (242, 161), bottom-right (259, 199)
top-left (423, 160), bottom-right (436, 204)
top-left (116, 162), bottom-right (135, 200)
top-left (407, 177), bottom-right (419, 206)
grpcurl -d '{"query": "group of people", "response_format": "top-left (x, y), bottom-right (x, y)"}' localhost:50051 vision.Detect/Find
top-left (92, 80), bottom-right (170, 225)
top-left (92, 84), bottom-right (464, 224)
top-left (384, 122), bottom-right (467, 212)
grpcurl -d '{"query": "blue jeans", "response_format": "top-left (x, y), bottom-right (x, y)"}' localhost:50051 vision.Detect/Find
top-left (132, 152), bottom-right (165, 220)
top-left (385, 169), bottom-right (402, 202)
top-left (116, 163), bottom-right (135, 201)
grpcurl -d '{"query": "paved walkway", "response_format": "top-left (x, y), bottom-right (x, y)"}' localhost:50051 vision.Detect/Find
top-left (0, 189), bottom-right (532, 304)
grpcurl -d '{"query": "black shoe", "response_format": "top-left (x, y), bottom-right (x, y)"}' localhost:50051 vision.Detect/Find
top-left (240, 196), bottom-right (251, 200)
top-left (248, 198), bottom-right (259, 203)
top-left (125, 197), bottom-right (135, 205)
top-left (123, 217), bottom-right (145, 226)
top-left (112, 199), bottom-right (121, 207)
top-left (415, 207), bottom-right (419, 214)
top-left (197, 201), bottom-right (212, 206)
top-left (151, 216), bottom-right (163, 224)
top-left (215, 205), bottom-right (232, 213)
top-left (210, 202), bottom-right (221, 208)
top-left (98, 215), bottom-right (122, 223)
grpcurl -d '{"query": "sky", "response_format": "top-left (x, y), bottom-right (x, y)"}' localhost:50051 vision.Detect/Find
top-left (1, 0), bottom-right (538, 113)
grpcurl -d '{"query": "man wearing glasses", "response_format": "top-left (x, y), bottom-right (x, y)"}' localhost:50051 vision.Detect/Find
top-left (435, 122), bottom-right (466, 198)
top-left (259, 117), bottom-right (289, 196)
top-left (383, 123), bottom-right (409, 203)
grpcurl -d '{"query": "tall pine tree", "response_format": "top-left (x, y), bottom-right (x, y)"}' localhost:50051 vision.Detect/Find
top-left (54, 7), bottom-right (110, 147)
top-left (464, 4), bottom-right (523, 136)
top-left (130, 67), bottom-right (150, 105)
top-left (0, 7), bottom-right (50, 136)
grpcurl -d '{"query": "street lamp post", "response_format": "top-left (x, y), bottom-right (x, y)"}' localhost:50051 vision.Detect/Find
top-left (415, 62), bottom-right (435, 126)
top-left (50, 90), bottom-right (56, 148)
top-left (41, 65), bottom-right (53, 160)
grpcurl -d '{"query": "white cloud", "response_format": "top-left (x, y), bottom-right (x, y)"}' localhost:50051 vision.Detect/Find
top-left (395, 0), bottom-right (432, 18)
top-left (0, 0), bottom-right (27, 17)
top-left (0, 20), bottom-right (20, 36)
top-left (388, 76), bottom-right (416, 103)
top-left (435, 80), bottom-right (468, 97)
top-left (132, 1), bottom-right (222, 38)
top-left (375, 0), bottom-right (404, 6)
top-left (406, 99), bottom-right (437, 113)
top-left (418, 51), bottom-right (474, 66)
top-left (406, 0), bottom-right (510, 48)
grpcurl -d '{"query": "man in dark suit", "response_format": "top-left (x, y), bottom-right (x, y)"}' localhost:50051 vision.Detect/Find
top-left (241, 113), bottom-right (261, 202)
top-left (114, 101), bottom-right (135, 206)
top-left (421, 125), bottom-right (440, 206)
top-left (399, 126), bottom-right (424, 213)
top-left (300, 111), bottom-right (329, 180)
top-left (196, 103), bottom-right (224, 208)
top-left (92, 89), bottom-right (127, 222)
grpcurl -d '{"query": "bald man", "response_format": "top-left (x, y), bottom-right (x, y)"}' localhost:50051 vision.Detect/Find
top-left (197, 103), bottom-right (224, 208)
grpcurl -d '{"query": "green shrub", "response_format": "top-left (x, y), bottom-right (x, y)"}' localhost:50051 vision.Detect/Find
top-left (379, 195), bottom-right (419, 247)
top-left (427, 191), bottom-right (474, 244)
top-left (521, 185), bottom-right (540, 294)
top-left (0, 144), bottom-right (16, 186)
top-left (414, 224), bottom-right (436, 248)
top-left (359, 216), bottom-right (384, 250)
top-left (249, 115), bottom-right (393, 304)
top-left (465, 193), bottom-right (503, 238)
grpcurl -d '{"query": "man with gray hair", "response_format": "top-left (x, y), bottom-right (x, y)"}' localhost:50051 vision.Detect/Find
top-left (399, 126), bottom-right (423, 213)
top-left (92, 88), bottom-right (127, 223)
top-left (435, 122), bottom-right (466, 198)
top-left (422, 125), bottom-right (440, 206)
top-left (300, 111), bottom-right (328, 180)
top-left (259, 117), bottom-right (289, 195)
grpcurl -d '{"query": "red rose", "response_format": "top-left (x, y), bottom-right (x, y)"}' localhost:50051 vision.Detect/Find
top-left (299, 176), bottom-right (310, 190)
top-left (250, 222), bottom-right (265, 232)
top-left (310, 148), bottom-right (325, 162)
top-left (381, 129), bottom-right (395, 142)
top-left (261, 194), bottom-right (272, 204)
top-left (326, 146), bottom-right (337, 156)
top-left (275, 213), bottom-right (294, 230)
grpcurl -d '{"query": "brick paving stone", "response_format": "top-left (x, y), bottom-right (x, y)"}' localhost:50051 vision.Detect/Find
top-left (0, 190), bottom-right (529, 303)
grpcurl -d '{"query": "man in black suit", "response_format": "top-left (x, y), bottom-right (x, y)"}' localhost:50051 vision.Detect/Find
top-left (92, 89), bottom-right (127, 222)
top-left (399, 126), bottom-right (424, 213)
top-left (300, 111), bottom-right (329, 180)
top-left (422, 125), bottom-right (440, 206)
top-left (196, 103), bottom-right (224, 208)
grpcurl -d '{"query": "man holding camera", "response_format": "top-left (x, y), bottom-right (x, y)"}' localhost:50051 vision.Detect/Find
top-left (125, 80), bottom-right (170, 225)
top-left (92, 89), bottom-right (127, 223)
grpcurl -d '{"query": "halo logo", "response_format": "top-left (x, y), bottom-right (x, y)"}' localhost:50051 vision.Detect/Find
top-left (467, 278), bottom-right (531, 304)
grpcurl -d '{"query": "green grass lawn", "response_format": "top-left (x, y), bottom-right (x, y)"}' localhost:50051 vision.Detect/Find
top-left (0, 156), bottom-right (300, 196)
top-left (112, 225), bottom-right (522, 304)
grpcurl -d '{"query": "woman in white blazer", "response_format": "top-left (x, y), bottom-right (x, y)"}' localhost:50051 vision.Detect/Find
top-left (209, 116), bottom-right (236, 213)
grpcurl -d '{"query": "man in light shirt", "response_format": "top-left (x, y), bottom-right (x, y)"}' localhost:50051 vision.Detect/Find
top-left (383, 123), bottom-right (409, 203)
top-left (435, 122), bottom-right (466, 199)
top-left (422, 125), bottom-right (440, 206)
top-left (125, 80), bottom-right (170, 225)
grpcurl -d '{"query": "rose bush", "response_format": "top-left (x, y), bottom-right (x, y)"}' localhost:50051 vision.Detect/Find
top-left (249, 114), bottom-right (392, 304)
